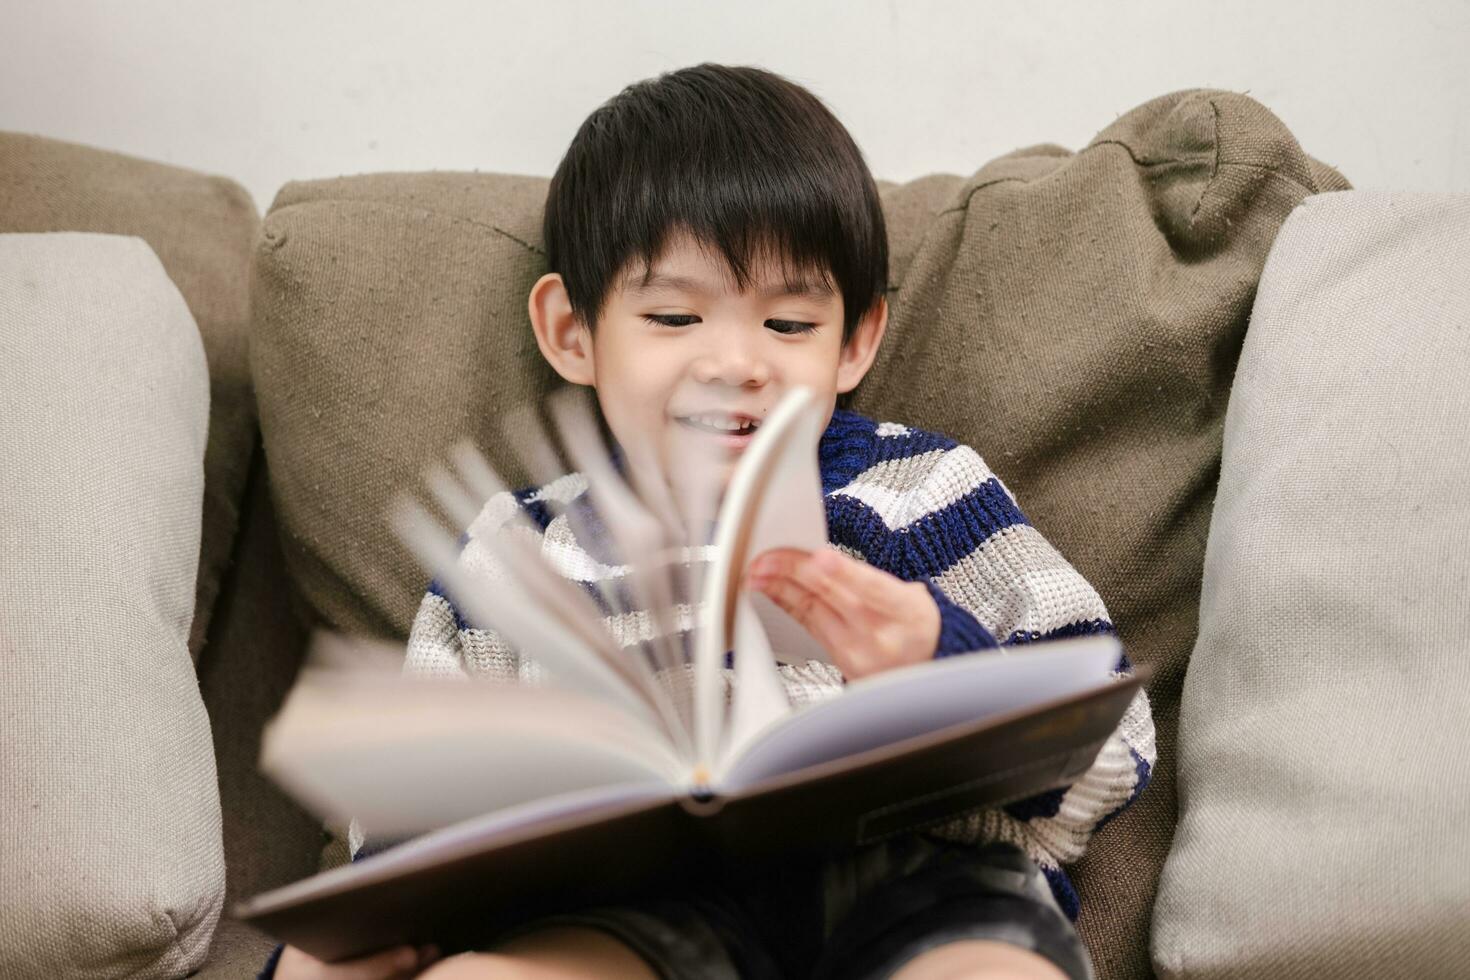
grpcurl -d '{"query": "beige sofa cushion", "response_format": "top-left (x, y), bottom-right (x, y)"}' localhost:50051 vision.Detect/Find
top-left (1150, 190), bottom-right (1470, 977)
top-left (248, 90), bottom-right (1348, 976)
top-left (0, 233), bottom-right (225, 978)
top-left (0, 131), bottom-right (260, 663)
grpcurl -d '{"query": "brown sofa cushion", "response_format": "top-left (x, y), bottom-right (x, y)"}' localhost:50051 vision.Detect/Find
top-left (848, 90), bottom-right (1349, 978)
top-left (0, 132), bottom-right (260, 663)
top-left (248, 89), bottom-right (1348, 976)
top-left (251, 173), bottom-right (559, 639)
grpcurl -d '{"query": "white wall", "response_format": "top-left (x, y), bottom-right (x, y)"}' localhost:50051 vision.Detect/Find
top-left (2, 0), bottom-right (1466, 212)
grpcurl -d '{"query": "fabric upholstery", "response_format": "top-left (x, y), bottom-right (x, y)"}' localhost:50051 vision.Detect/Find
top-left (1150, 190), bottom-right (1470, 978)
top-left (0, 131), bottom-right (260, 663)
top-left (0, 232), bottom-right (225, 978)
top-left (194, 444), bottom-right (327, 977)
top-left (246, 89), bottom-right (1349, 977)
top-left (845, 90), bottom-right (1350, 978)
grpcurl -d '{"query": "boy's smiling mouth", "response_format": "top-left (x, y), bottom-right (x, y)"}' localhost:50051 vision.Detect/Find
top-left (675, 412), bottom-right (762, 446)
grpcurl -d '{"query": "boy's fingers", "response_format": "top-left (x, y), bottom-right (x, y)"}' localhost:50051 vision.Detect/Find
top-left (809, 547), bottom-right (909, 608)
top-left (753, 573), bottom-right (854, 657)
top-left (745, 547), bottom-right (805, 580)
top-left (749, 549), bottom-right (867, 621)
top-left (338, 944), bottom-right (420, 978)
top-left (780, 552), bottom-right (867, 619)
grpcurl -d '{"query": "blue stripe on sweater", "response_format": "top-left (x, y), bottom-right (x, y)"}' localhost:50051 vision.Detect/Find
top-left (870, 424), bottom-right (957, 463)
top-left (1006, 619), bottom-right (1132, 674)
top-left (818, 408), bottom-right (881, 493)
top-left (427, 531), bottom-right (474, 632)
top-left (824, 493), bottom-right (907, 568)
top-left (1005, 786), bottom-right (1067, 822)
top-left (899, 478), bottom-right (1030, 578)
top-left (1093, 745), bottom-right (1152, 833)
top-left (257, 943), bottom-right (283, 979)
top-left (518, 497), bottom-right (555, 532)
top-left (1041, 864), bottom-right (1082, 922)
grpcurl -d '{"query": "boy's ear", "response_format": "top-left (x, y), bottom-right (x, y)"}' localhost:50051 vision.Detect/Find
top-left (835, 295), bottom-right (888, 394)
top-left (528, 272), bottom-right (596, 386)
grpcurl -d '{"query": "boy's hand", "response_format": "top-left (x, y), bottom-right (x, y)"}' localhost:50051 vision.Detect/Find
top-left (743, 547), bottom-right (940, 681)
top-left (275, 942), bottom-right (440, 979)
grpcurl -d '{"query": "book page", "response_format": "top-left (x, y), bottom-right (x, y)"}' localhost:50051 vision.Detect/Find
top-left (747, 589), bottom-right (832, 666)
top-left (260, 671), bottom-right (689, 836)
top-left (693, 387), bottom-right (829, 770)
top-left (718, 593), bottom-right (794, 776)
top-left (714, 634), bottom-right (1122, 792)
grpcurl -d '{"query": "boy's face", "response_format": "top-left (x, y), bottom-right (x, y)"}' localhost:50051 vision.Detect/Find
top-left (530, 229), bottom-right (886, 518)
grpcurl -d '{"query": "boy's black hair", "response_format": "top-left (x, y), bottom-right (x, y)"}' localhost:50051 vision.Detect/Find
top-left (542, 63), bottom-right (888, 346)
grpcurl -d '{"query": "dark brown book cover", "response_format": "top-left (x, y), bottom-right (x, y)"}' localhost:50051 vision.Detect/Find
top-left (236, 666), bottom-right (1147, 961)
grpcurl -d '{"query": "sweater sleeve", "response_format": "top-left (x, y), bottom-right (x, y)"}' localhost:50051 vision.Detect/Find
top-left (400, 491), bottom-right (530, 686)
top-left (921, 579), bottom-right (1001, 655)
top-left (257, 943), bottom-right (283, 979)
top-left (896, 443), bottom-right (1157, 868)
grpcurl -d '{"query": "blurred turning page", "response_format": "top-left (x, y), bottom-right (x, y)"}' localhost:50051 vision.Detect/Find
top-left (257, 631), bottom-right (1126, 834)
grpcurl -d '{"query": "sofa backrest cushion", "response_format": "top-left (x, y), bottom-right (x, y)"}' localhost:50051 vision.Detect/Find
top-left (849, 90), bottom-right (1347, 972)
top-left (248, 89), bottom-right (1348, 975)
top-left (0, 132), bottom-right (260, 663)
top-left (0, 233), bottom-right (225, 978)
top-left (1150, 190), bottom-right (1470, 978)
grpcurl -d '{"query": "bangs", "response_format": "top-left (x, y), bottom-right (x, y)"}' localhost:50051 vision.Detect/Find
top-left (617, 223), bottom-right (840, 303)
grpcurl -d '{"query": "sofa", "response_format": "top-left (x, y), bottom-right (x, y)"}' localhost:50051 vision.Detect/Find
top-left (3, 87), bottom-right (1467, 979)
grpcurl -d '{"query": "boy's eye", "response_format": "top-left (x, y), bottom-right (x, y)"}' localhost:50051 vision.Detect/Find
top-left (641, 314), bottom-right (817, 335)
top-left (767, 319), bottom-right (818, 336)
top-left (642, 314), bottom-right (699, 328)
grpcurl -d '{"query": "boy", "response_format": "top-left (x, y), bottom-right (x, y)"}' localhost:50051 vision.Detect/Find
top-left (267, 63), bottom-right (1153, 980)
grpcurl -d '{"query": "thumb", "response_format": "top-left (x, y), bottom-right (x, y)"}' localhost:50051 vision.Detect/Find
top-left (342, 943), bottom-right (421, 978)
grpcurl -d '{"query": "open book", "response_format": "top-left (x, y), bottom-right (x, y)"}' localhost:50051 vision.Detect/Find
top-left (236, 387), bottom-right (1147, 961)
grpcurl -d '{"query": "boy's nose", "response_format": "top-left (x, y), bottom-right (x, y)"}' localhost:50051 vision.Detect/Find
top-left (690, 343), bottom-right (771, 387)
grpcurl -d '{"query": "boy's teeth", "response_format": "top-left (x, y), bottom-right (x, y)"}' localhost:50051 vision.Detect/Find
top-left (688, 414), bottom-right (755, 433)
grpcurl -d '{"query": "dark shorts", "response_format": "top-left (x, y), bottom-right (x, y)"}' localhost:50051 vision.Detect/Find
top-left (479, 835), bottom-right (1093, 980)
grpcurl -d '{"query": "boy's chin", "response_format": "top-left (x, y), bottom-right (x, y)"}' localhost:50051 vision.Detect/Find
top-left (654, 439), bottom-right (736, 525)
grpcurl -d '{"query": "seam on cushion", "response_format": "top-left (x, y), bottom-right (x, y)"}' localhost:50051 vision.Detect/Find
top-left (269, 197), bottom-right (545, 256)
top-left (1190, 97), bottom-right (1222, 221)
top-left (938, 95), bottom-right (1223, 219)
top-left (1065, 141), bottom-right (1202, 170)
top-left (937, 177), bottom-right (1032, 217)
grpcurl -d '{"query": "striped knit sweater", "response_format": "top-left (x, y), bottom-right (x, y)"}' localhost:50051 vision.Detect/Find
top-left (260, 409), bottom-right (1156, 976)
